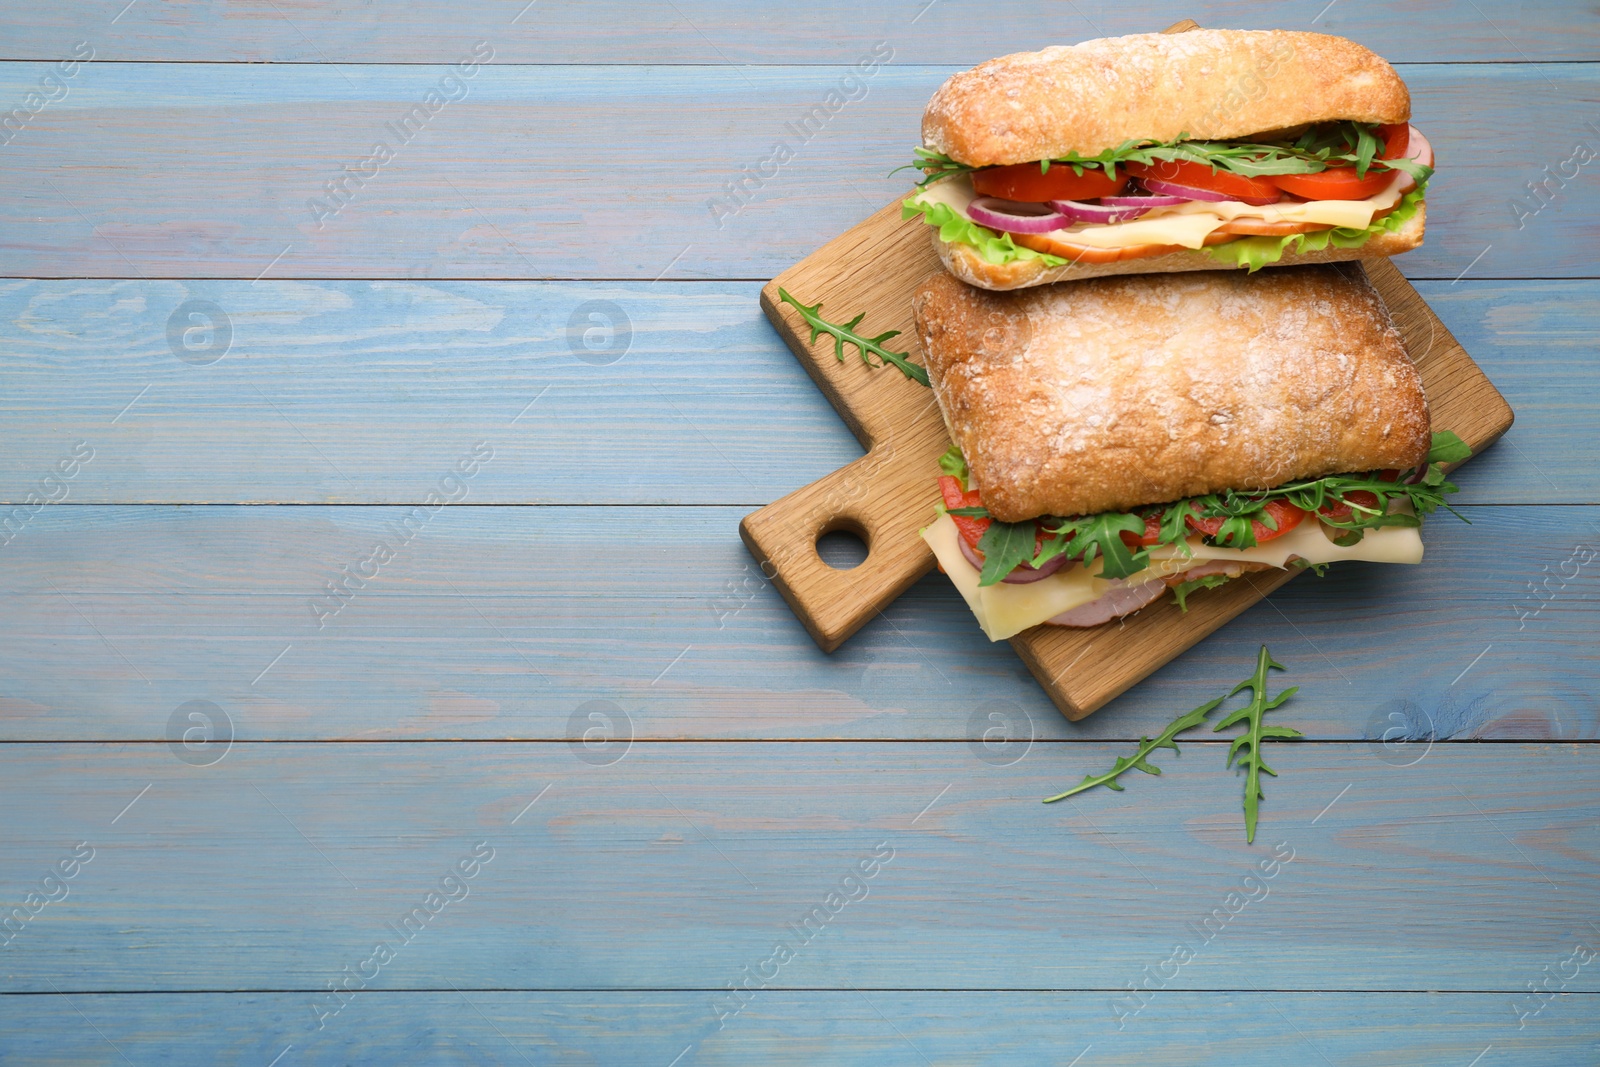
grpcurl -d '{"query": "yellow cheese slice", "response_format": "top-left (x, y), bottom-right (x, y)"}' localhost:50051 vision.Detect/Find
top-left (922, 512), bottom-right (1424, 641)
top-left (913, 173), bottom-right (1403, 251)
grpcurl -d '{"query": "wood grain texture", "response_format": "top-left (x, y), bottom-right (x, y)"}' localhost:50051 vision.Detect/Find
top-left (746, 200), bottom-right (1512, 717)
top-left (0, 64), bottom-right (1595, 279)
top-left (0, 277), bottom-right (1587, 506)
top-left (1, 7), bottom-right (1595, 1055)
top-left (1, 504), bottom-right (1593, 743)
top-left (2, 2), bottom-right (1592, 63)
top-left (0, 743), bottom-right (1594, 993)
top-left (1, 991), bottom-right (1596, 1065)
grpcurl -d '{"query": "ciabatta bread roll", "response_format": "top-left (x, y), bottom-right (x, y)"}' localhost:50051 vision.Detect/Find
top-left (912, 264), bottom-right (1431, 523)
top-left (901, 28), bottom-right (1434, 288)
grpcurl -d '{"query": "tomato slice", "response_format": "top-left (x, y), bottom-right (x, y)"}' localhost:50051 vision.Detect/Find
top-left (1119, 510), bottom-right (1166, 550)
top-left (1269, 168), bottom-right (1393, 201)
top-left (1185, 499), bottom-right (1307, 544)
top-left (1268, 123), bottom-right (1413, 201)
top-left (1317, 490), bottom-right (1380, 523)
top-left (1316, 469), bottom-right (1399, 522)
top-left (1124, 159), bottom-right (1281, 203)
top-left (938, 474), bottom-right (990, 550)
top-left (971, 163), bottom-right (1128, 202)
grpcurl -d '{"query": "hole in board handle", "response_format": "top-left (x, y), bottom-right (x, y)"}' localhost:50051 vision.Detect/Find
top-left (815, 519), bottom-right (870, 571)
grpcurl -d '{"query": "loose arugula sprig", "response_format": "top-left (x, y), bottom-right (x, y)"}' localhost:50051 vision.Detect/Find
top-left (1043, 694), bottom-right (1225, 803)
top-left (895, 121), bottom-right (1432, 187)
top-left (942, 431), bottom-right (1471, 586)
top-left (777, 288), bottom-right (929, 387)
top-left (1042, 646), bottom-right (1299, 842)
top-left (1214, 646), bottom-right (1301, 844)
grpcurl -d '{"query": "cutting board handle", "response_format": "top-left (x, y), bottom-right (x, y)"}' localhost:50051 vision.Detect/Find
top-left (740, 428), bottom-right (947, 653)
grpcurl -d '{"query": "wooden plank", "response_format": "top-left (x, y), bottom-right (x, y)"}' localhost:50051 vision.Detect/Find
top-left (745, 204), bottom-right (1511, 717)
top-left (0, 504), bottom-right (1594, 742)
top-left (1, 991), bottom-right (1595, 1065)
top-left (0, 64), bottom-right (1594, 279)
top-left (2, 2), bottom-right (1592, 63)
top-left (0, 742), bottom-right (1594, 992)
top-left (0, 278), bottom-right (1589, 506)
top-left (0, 278), bottom-right (861, 506)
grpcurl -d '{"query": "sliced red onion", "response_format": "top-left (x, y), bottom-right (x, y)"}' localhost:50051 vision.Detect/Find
top-left (966, 196), bottom-right (1068, 234)
top-left (956, 536), bottom-right (1069, 584)
top-left (1046, 198), bottom-right (1155, 225)
top-left (1141, 177), bottom-right (1280, 207)
top-left (1099, 193), bottom-right (1189, 208)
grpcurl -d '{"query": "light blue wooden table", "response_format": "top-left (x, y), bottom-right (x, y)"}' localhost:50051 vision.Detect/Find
top-left (1, 3), bottom-right (1596, 1063)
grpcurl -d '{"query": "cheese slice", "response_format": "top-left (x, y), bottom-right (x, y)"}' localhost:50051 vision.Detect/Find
top-left (913, 172), bottom-right (1404, 251)
top-left (922, 513), bottom-right (1423, 641)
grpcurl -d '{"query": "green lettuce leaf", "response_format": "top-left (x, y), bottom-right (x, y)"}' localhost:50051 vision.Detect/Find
top-left (1171, 573), bottom-right (1232, 612)
top-left (1201, 185), bottom-right (1427, 273)
top-left (906, 184), bottom-right (1427, 275)
top-left (901, 197), bottom-right (1068, 268)
top-left (938, 444), bottom-right (969, 489)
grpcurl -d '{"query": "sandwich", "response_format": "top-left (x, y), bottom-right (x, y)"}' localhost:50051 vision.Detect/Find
top-left (899, 30), bottom-right (1434, 291)
top-left (911, 265), bottom-right (1468, 640)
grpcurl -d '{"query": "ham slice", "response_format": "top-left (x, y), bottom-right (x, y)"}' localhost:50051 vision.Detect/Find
top-left (1043, 560), bottom-right (1281, 628)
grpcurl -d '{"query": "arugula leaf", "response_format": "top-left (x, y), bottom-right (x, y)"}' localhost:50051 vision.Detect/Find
top-left (1158, 503), bottom-right (1192, 548)
top-left (976, 520), bottom-right (1037, 587)
top-left (1042, 646), bottom-right (1303, 843)
top-left (1041, 512), bottom-right (1148, 580)
top-left (1213, 646), bottom-right (1301, 844)
top-left (1043, 695), bottom-right (1225, 803)
top-left (1171, 573), bottom-right (1232, 612)
top-left (890, 147), bottom-right (978, 188)
top-left (938, 444), bottom-right (969, 488)
top-left (936, 431), bottom-right (1470, 592)
top-left (1427, 430), bottom-right (1472, 465)
top-left (897, 122), bottom-right (1433, 187)
top-left (776, 289), bottom-right (929, 387)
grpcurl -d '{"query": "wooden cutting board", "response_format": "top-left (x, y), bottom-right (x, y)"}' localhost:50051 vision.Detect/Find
top-left (740, 19), bottom-right (1513, 719)
top-left (740, 201), bottom-right (1514, 720)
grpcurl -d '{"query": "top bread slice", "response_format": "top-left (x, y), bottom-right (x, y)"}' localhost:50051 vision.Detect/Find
top-left (911, 264), bottom-right (1432, 523)
top-left (923, 30), bottom-right (1410, 167)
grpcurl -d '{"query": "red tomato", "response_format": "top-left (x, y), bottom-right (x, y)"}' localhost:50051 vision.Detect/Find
top-left (938, 474), bottom-right (990, 550)
top-left (1317, 470), bottom-right (1398, 522)
top-left (1317, 490), bottom-right (1380, 523)
top-left (1269, 167), bottom-right (1393, 201)
top-left (971, 163), bottom-right (1128, 202)
top-left (1269, 123), bottom-right (1413, 201)
top-left (1124, 159), bottom-right (1281, 202)
top-left (1185, 499), bottom-right (1307, 544)
top-left (1119, 510), bottom-right (1166, 550)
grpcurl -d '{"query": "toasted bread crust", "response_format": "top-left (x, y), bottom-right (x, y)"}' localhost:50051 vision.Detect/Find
top-left (936, 202), bottom-right (1425, 290)
top-left (923, 30), bottom-right (1410, 167)
top-left (911, 265), bottom-right (1432, 522)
